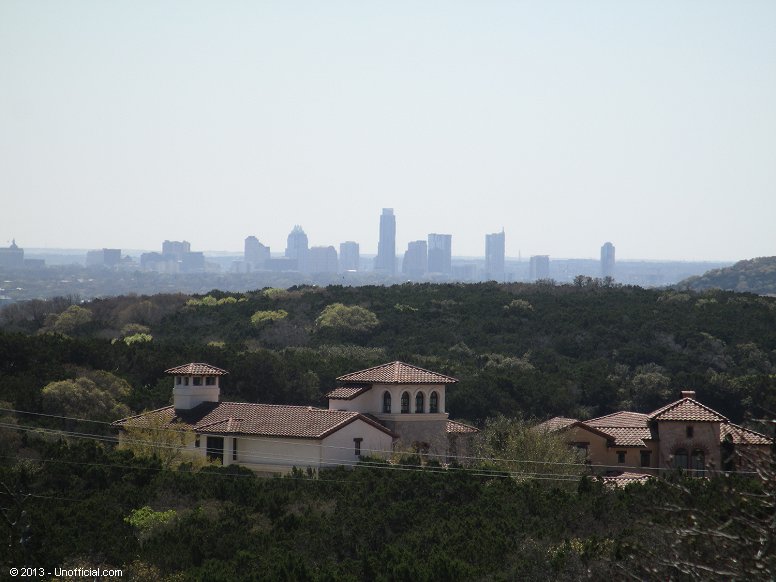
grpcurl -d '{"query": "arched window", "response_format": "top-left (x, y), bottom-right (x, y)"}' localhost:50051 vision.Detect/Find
top-left (400, 392), bottom-right (410, 414)
top-left (674, 448), bottom-right (688, 470)
top-left (692, 449), bottom-right (705, 476)
top-left (383, 391), bottom-right (391, 413)
top-left (415, 392), bottom-right (424, 413)
top-left (429, 391), bottom-right (439, 413)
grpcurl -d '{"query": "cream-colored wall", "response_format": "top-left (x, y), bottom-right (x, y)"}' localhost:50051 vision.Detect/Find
top-left (329, 383), bottom-right (447, 415)
top-left (233, 434), bottom-right (323, 472)
top-left (564, 426), bottom-right (658, 473)
top-left (321, 419), bottom-right (394, 465)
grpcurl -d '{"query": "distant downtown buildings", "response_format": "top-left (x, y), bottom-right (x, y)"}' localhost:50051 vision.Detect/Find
top-left (601, 242), bottom-right (616, 278)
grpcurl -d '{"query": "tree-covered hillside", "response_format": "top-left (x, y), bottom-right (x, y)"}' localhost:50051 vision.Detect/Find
top-left (678, 256), bottom-right (776, 295)
top-left (2, 281), bottom-right (775, 425)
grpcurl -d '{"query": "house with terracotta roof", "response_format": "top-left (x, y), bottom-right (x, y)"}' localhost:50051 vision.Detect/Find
top-left (113, 363), bottom-right (396, 475)
top-left (325, 361), bottom-right (478, 458)
top-left (537, 390), bottom-right (772, 480)
top-left (113, 361), bottom-right (478, 474)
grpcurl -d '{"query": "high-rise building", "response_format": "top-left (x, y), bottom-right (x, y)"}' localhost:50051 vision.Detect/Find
top-left (339, 241), bottom-right (360, 272)
top-left (86, 248), bottom-right (121, 268)
top-left (285, 225), bottom-right (309, 270)
top-left (402, 240), bottom-right (428, 278)
top-left (245, 236), bottom-right (270, 269)
top-left (0, 239), bottom-right (24, 268)
top-left (306, 246), bottom-right (338, 274)
top-left (601, 242), bottom-right (615, 279)
top-left (427, 233), bottom-right (452, 274)
top-left (485, 230), bottom-right (505, 280)
top-left (374, 208), bottom-right (396, 275)
top-left (529, 255), bottom-right (550, 281)
top-left (162, 240), bottom-right (191, 258)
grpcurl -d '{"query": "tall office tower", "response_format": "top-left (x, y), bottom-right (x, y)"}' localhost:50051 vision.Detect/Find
top-left (601, 242), bottom-right (615, 278)
top-left (162, 240), bottom-right (191, 258)
top-left (307, 246), bottom-right (339, 274)
top-left (374, 208), bottom-right (396, 275)
top-left (427, 233), bottom-right (452, 274)
top-left (0, 239), bottom-right (24, 268)
top-left (402, 240), bottom-right (428, 278)
top-left (529, 255), bottom-right (550, 281)
top-left (86, 248), bottom-right (121, 268)
top-left (339, 241), bottom-right (360, 271)
top-left (245, 236), bottom-right (270, 269)
top-left (285, 225), bottom-right (309, 265)
top-left (485, 229), bottom-right (506, 280)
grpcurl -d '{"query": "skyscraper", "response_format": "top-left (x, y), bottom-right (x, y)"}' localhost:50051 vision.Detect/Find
top-left (485, 229), bottom-right (505, 280)
top-left (245, 236), bottom-right (270, 269)
top-left (339, 241), bottom-right (360, 272)
top-left (601, 242), bottom-right (615, 279)
top-left (374, 208), bottom-right (396, 275)
top-left (402, 240), bottom-right (428, 278)
top-left (306, 246), bottom-right (338, 274)
top-left (427, 233), bottom-right (452, 274)
top-left (529, 255), bottom-right (550, 281)
top-left (285, 225), bottom-right (309, 270)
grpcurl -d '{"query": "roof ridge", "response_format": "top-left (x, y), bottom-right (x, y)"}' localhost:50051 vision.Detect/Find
top-left (648, 397), bottom-right (728, 422)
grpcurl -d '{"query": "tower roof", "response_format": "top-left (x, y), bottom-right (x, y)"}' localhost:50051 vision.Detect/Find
top-left (165, 363), bottom-right (228, 376)
top-left (336, 361), bottom-right (457, 384)
top-left (648, 396), bottom-right (727, 422)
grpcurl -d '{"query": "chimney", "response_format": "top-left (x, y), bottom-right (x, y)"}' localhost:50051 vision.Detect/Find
top-left (681, 390), bottom-right (696, 399)
top-left (166, 363), bottom-right (226, 410)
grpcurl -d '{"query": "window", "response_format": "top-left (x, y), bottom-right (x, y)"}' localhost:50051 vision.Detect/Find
top-left (206, 436), bottom-right (224, 463)
top-left (354, 438), bottom-right (363, 456)
top-left (686, 425), bottom-right (694, 439)
top-left (383, 392), bottom-right (391, 413)
top-left (415, 392), bottom-right (424, 413)
top-left (692, 449), bottom-right (705, 476)
top-left (184, 377), bottom-right (189, 386)
top-left (232, 438), bottom-right (238, 461)
top-left (206, 376), bottom-right (216, 386)
top-left (430, 392), bottom-right (439, 413)
top-left (401, 392), bottom-right (410, 414)
top-left (617, 451), bottom-right (626, 464)
top-left (193, 377), bottom-right (202, 386)
top-left (175, 377), bottom-right (182, 385)
top-left (640, 450), bottom-right (651, 467)
top-left (674, 448), bottom-right (688, 470)
top-left (194, 435), bottom-right (200, 448)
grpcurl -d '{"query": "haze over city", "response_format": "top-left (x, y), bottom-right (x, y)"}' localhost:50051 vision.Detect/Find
top-left (1, 1), bottom-right (775, 261)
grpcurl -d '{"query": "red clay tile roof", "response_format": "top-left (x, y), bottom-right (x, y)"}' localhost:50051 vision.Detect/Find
top-left (165, 363), bottom-right (228, 376)
top-left (587, 411), bottom-right (649, 429)
top-left (325, 385), bottom-right (373, 400)
top-left (596, 427), bottom-right (653, 447)
top-left (721, 423), bottom-right (772, 446)
top-left (446, 420), bottom-right (479, 434)
top-left (113, 402), bottom-right (395, 439)
top-left (601, 471), bottom-right (653, 487)
top-left (648, 397), bottom-right (727, 422)
top-left (535, 417), bottom-right (579, 432)
top-left (336, 361), bottom-right (457, 384)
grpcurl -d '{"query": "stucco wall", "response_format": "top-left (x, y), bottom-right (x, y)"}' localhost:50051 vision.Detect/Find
top-left (329, 383), bottom-right (447, 415)
top-left (321, 418), bottom-right (394, 465)
top-left (656, 421), bottom-right (720, 472)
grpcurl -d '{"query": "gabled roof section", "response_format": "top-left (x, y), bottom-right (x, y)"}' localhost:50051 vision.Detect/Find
top-left (535, 417), bottom-right (579, 433)
top-left (325, 385), bottom-right (373, 401)
top-left (113, 401), bottom-right (395, 439)
top-left (336, 361), bottom-right (458, 384)
top-left (587, 411), bottom-right (649, 428)
top-left (596, 427), bottom-right (654, 447)
top-left (721, 423), bottom-right (772, 446)
top-left (446, 420), bottom-right (479, 434)
top-left (648, 397), bottom-right (727, 422)
top-left (165, 363), bottom-right (228, 376)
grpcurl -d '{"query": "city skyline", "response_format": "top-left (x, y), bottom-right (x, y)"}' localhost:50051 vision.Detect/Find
top-left (2, 2), bottom-right (775, 262)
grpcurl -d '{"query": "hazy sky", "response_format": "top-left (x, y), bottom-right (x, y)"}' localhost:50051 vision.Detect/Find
top-left (1, 1), bottom-right (774, 260)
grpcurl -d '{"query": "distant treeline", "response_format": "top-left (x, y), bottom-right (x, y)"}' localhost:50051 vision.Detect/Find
top-left (2, 281), bottom-right (775, 425)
